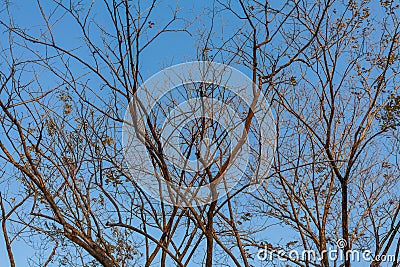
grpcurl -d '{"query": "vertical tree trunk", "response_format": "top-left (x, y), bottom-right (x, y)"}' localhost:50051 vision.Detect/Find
top-left (341, 180), bottom-right (350, 267)
top-left (206, 185), bottom-right (217, 267)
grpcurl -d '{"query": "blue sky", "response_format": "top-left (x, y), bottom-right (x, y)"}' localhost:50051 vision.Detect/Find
top-left (0, 0), bottom-right (398, 266)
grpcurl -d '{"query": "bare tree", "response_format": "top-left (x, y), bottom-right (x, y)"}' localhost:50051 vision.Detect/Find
top-left (0, 0), bottom-right (399, 267)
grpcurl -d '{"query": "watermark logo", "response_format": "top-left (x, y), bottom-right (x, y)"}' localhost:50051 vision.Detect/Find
top-left (257, 239), bottom-right (397, 264)
top-left (336, 238), bottom-right (347, 249)
top-left (122, 61), bottom-right (276, 207)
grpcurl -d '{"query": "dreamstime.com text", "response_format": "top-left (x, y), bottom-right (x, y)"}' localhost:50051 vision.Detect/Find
top-left (257, 239), bottom-right (397, 264)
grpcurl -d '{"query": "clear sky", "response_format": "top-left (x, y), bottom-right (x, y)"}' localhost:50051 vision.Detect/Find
top-left (0, 0), bottom-right (398, 266)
